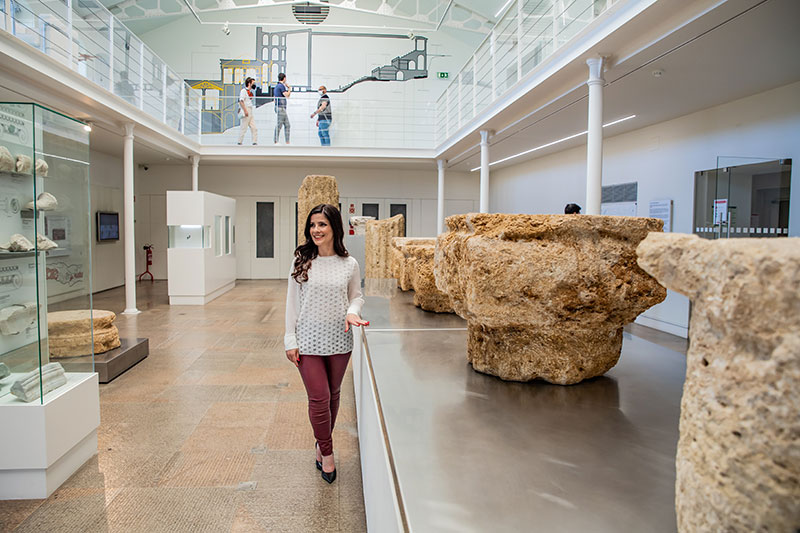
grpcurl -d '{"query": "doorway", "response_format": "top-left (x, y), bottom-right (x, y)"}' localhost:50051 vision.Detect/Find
top-left (235, 196), bottom-right (282, 278)
top-left (693, 157), bottom-right (792, 240)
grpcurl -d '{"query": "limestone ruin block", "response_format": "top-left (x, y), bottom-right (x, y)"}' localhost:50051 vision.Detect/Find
top-left (35, 158), bottom-right (48, 176)
top-left (636, 233), bottom-right (800, 533)
top-left (435, 213), bottom-right (666, 384)
top-left (349, 215), bottom-right (374, 236)
top-left (390, 237), bottom-right (436, 291)
top-left (0, 146), bottom-right (14, 172)
top-left (10, 362), bottom-right (67, 402)
top-left (15, 154), bottom-right (32, 174)
top-left (48, 309), bottom-right (121, 357)
top-left (0, 302), bottom-right (38, 335)
top-left (0, 233), bottom-right (34, 252)
top-left (365, 214), bottom-right (405, 278)
top-left (297, 175), bottom-right (338, 245)
top-left (409, 244), bottom-right (453, 313)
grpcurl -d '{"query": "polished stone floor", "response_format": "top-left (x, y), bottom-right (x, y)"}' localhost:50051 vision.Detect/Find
top-left (0, 281), bottom-right (367, 533)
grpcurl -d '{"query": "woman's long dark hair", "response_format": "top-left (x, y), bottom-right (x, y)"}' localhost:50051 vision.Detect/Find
top-left (292, 204), bottom-right (348, 283)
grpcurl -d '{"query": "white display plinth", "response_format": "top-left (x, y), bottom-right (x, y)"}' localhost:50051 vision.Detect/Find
top-left (0, 372), bottom-right (100, 499)
top-left (167, 191), bottom-right (236, 306)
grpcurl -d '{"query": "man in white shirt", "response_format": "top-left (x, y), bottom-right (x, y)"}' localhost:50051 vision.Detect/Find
top-left (237, 77), bottom-right (258, 145)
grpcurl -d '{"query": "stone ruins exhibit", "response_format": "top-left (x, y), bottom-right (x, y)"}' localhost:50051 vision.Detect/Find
top-left (636, 233), bottom-right (799, 533)
top-left (435, 213), bottom-right (666, 384)
top-left (297, 174), bottom-right (339, 245)
top-left (48, 309), bottom-right (121, 357)
top-left (391, 237), bottom-right (452, 312)
top-left (365, 214), bottom-right (405, 279)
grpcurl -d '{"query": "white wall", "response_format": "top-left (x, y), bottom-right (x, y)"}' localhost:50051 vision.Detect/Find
top-left (490, 81), bottom-right (800, 337)
top-left (135, 164), bottom-right (478, 280)
top-left (88, 150), bottom-right (125, 293)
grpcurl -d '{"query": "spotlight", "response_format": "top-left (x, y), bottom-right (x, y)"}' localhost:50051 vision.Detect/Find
top-left (222, 22), bottom-right (230, 35)
top-left (83, 123), bottom-right (92, 132)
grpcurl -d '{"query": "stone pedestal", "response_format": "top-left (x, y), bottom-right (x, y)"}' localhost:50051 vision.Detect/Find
top-left (297, 175), bottom-right (339, 245)
top-left (48, 310), bottom-right (121, 357)
top-left (435, 213), bottom-right (665, 384)
top-left (636, 233), bottom-right (800, 533)
top-left (365, 214), bottom-right (404, 279)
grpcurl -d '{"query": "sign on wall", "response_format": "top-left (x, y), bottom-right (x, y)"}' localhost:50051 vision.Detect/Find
top-left (649, 199), bottom-right (673, 232)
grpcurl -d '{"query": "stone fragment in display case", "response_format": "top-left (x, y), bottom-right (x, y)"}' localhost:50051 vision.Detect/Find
top-left (25, 192), bottom-right (58, 211)
top-left (0, 146), bottom-right (13, 172)
top-left (9, 362), bottom-right (68, 403)
top-left (0, 302), bottom-right (38, 336)
top-left (35, 158), bottom-right (48, 176)
top-left (48, 309), bottom-right (121, 357)
top-left (297, 175), bottom-right (339, 245)
top-left (36, 233), bottom-right (57, 251)
top-left (15, 154), bottom-right (32, 174)
top-left (435, 213), bottom-right (666, 384)
top-left (409, 243), bottom-right (453, 313)
top-left (0, 233), bottom-right (34, 252)
top-left (636, 233), bottom-right (800, 533)
top-left (365, 214), bottom-right (405, 279)
top-left (0, 362), bottom-right (10, 380)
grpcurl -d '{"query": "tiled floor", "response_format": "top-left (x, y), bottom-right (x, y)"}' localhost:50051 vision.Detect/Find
top-left (0, 280), bottom-right (367, 533)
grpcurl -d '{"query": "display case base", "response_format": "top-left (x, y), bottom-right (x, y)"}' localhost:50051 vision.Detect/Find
top-left (59, 338), bottom-right (149, 383)
top-left (0, 372), bottom-right (100, 499)
top-left (169, 280), bottom-right (235, 305)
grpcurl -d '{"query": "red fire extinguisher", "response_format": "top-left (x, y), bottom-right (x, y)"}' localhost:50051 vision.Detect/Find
top-left (138, 244), bottom-right (154, 282)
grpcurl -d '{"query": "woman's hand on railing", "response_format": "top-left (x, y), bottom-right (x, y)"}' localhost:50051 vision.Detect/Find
top-left (345, 314), bottom-right (369, 332)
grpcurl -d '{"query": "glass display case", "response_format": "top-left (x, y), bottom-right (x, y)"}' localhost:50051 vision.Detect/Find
top-left (168, 224), bottom-right (210, 249)
top-left (0, 103), bottom-right (93, 404)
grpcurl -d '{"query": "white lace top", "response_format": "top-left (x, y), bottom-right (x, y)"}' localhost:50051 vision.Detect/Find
top-left (284, 255), bottom-right (364, 355)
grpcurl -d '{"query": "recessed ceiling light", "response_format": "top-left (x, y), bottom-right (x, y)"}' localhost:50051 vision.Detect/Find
top-left (83, 123), bottom-right (92, 132)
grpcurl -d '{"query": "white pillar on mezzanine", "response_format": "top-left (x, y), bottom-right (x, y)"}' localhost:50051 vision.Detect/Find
top-left (122, 123), bottom-right (139, 315)
top-left (585, 56), bottom-right (605, 215)
top-left (437, 159), bottom-right (445, 235)
top-left (479, 130), bottom-right (490, 213)
top-left (190, 155), bottom-right (199, 191)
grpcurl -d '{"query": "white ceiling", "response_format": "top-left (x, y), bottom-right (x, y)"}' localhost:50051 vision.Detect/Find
top-left (98, 0), bottom-right (506, 35)
top-left (445, 0), bottom-right (800, 172)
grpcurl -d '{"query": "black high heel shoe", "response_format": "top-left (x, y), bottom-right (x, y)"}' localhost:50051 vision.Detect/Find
top-left (315, 442), bottom-right (322, 471)
top-left (321, 468), bottom-right (337, 484)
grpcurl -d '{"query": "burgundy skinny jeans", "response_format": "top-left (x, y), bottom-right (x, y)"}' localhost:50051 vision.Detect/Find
top-left (297, 352), bottom-right (351, 456)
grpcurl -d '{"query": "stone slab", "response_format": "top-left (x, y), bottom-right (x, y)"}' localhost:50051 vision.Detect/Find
top-left (365, 214), bottom-right (404, 279)
top-left (59, 338), bottom-right (149, 383)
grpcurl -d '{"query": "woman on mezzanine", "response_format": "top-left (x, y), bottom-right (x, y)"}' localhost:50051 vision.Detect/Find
top-left (284, 203), bottom-right (368, 484)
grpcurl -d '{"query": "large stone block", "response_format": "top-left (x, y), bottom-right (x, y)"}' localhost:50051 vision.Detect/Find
top-left (636, 233), bottom-right (800, 533)
top-left (365, 214), bottom-right (404, 279)
top-left (48, 310), bottom-right (121, 357)
top-left (390, 237), bottom-right (436, 291)
top-left (435, 213), bottom-right (665, 384)
top-left (410, 245), bottom-right (453, 313)
top-left (297, 175), bottom-right (339, 245)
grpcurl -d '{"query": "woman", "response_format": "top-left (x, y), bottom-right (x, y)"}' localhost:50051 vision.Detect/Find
top-left (284, 203), bottom-right (368, 483)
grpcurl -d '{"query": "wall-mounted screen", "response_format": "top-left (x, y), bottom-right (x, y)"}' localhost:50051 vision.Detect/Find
top-left (97, 212), bottom-right (119, 242)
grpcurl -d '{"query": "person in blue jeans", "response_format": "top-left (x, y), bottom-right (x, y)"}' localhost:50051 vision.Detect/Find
top-left (310, 86), bottom-right (332, 146)
top-left (274, 73), bottom-right (291, 144)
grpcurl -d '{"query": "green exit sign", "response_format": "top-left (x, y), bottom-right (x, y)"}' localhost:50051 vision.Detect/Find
top-left (437, 72), bottom-right (449, 79)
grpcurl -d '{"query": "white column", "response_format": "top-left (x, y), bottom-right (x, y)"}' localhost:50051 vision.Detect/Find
top-left (585, 57), bottom-right (605, 215)
top-left (108, 15), bottom-right (114, 92)
top-left (122, 123), bottom-right (139, 315)
top-left (479, 130), bottom-right (490, 213)
top-left (190, 155), bottom-right (199, 191)
top-left (437, 159), bottom-right (445, 235)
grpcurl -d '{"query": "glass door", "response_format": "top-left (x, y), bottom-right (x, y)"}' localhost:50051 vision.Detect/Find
top-left (694, 157), bottom-right (792, 240)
